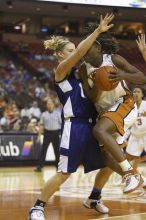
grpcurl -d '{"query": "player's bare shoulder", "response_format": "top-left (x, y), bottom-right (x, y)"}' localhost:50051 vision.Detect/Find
top-left (111, 54), bottom-right (125, 68)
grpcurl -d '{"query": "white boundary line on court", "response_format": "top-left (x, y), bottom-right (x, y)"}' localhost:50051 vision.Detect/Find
top-left (90, 212), bottom-right (146, 220)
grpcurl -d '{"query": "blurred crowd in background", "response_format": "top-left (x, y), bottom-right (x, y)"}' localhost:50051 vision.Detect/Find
top-left (0, 42), bottom-right (62, 133)
top-left (0, 38), bottom-right (146, 134)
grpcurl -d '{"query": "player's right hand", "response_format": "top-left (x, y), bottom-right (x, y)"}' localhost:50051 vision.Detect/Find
top-left (98, 13), bottom-right (114, 33)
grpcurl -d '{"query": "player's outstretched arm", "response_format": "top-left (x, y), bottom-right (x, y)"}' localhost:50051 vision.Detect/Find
top-left (56, 13), bottom-right (114, 81)
top-left (136, 34), bottom-right (146, 62)
top-left (109, 54), bottom-right (146, 84)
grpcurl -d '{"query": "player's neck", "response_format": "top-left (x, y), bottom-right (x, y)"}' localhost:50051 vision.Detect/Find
top-left (136, 100), bottom-right (142, 108)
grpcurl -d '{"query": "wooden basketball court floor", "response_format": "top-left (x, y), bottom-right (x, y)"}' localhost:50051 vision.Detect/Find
top-left (0, 164), bottom-right (146, 220)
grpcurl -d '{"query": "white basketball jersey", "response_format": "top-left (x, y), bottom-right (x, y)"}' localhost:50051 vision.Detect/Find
top-left (94, 54), bottom-right (128, 112)
top-left (131, 100), bottom-right (146, 137)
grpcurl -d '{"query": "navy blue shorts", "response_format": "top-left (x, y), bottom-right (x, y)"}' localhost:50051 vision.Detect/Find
top-left (58, 118), bottom-right (105, 173)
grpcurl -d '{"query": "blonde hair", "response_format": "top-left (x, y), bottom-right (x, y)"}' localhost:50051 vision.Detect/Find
top-left (44, 36), bottom-right (70, 53)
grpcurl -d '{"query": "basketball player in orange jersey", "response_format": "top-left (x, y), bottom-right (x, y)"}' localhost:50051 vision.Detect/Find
top-left (84, 87), bottom-right (146, 206)
top-left (82, 33), bottom-right (146, 207)
top-left (78, 27), bottom-right (146, 201)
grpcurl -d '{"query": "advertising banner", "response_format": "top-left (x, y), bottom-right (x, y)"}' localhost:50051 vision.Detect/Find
top-left (38, 0), bottom-right (146, 8)
top-left (0, 133), bottom-right (41, 161)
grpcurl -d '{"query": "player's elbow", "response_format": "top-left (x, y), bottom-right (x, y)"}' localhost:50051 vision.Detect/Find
top-left (132, 72), bottom-right (146, 84)
top-left (138, 73), bottom-right (146, 84)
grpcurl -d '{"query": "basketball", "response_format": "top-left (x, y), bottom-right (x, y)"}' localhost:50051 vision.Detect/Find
top-left (94, 66), bottom-right (119, 91)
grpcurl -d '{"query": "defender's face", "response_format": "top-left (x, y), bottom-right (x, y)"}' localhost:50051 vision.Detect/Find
top-left (60, 42), bottom-right (76, 60)
top-left (133, 88), bottom-right (143, 102)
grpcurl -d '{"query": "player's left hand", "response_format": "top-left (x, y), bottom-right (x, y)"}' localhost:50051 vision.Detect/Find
top-left (136, 34), bottom-right (146, 53)
top-left (108, 68), bottom-right (125, 82)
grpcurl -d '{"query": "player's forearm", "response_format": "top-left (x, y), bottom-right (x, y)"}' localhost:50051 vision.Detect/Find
top-left (85, 85), bottom-right (101, 104)
top-left (141, 50), bottom-right (146, 62)
top-left (77, 14), bottom-right (114, 57)
top-left (56, 29), bottom-right (102, 82)
top-left (78, 62), bottom-right (99, 103)
top-left (56, 13), bottom-right (114, 81)
top-left (76, 29), bottom-right (101, 57)
top-left (123, 72), bottom-right (146, 84)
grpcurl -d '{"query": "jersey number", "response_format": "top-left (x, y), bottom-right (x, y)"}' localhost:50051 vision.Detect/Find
top-left (137, 118), bottom-right (142, 125)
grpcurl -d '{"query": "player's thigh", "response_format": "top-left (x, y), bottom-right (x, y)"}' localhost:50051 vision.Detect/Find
top-left (59, 121), bottom-right (93, 173)
top-left (83, 131), bottom-right (105, 173)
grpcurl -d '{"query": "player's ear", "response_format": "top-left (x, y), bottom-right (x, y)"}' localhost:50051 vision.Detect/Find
top-left (58, 51), bottom-right (64, 58)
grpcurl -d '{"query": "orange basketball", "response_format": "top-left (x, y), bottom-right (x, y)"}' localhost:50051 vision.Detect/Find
top-left (94, 66), bottom-right (119, 91)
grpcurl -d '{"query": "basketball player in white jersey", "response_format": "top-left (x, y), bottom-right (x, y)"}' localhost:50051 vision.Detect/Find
top-left (133, 33), bottom-right (146, 167)
top-left (126, 88), bottom-right (146, 172)
top-left (112, 87), bottom-right (146, 187)
top-left (78, 27), bottom-right (146, 202)
top-left (82, 31), bottom-right (146, 204)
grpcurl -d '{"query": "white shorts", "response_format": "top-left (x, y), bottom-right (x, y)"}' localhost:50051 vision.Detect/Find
top-left (126, 134), bottom-right (146, 157)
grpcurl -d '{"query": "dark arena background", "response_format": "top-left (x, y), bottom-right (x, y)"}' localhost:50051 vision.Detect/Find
top-left (0, 0), bottom-right (146, 220)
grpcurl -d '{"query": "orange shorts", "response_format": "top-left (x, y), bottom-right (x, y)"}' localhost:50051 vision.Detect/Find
top-left (100, 95), bottom-right (137, 136)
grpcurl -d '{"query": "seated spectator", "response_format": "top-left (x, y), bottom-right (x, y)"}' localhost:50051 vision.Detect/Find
top-left (0, 94), bottom-right (7, 118)
top-left (6, 60), bottom-right (16, 71)
top-left (27, 118), bottom-right (39, 133)
top-left (20, 116), bottom-right (30, 132)
top-left (21, 104), bottom-right (31, 119)
top-left (0, 112), bottom-right (10, 131)
top-left (0, 82), bottom-right (6, 96)
top-left (35, 82), bottom-right (45, 99)
top-left (29, 101), bottom-right (41, 120)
